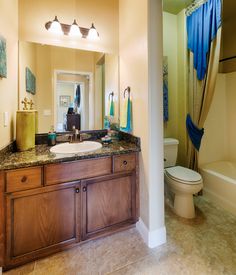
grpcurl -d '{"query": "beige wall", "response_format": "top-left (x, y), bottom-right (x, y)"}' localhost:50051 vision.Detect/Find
top-left (120, 0), bottom-right (165, 242)
top-left (19, 0), bottom-right (119, 54)
top-left (163, 12), bottom-right (178, 139)
top-left (119, 0), bottom-right (149, 227)
top-left (0, 0), bottom-right (18, 149)
top-left (163, 11), bottom-right (188, 166)
top-left (19, 41), bottom-right (37, 109)
top-left (176, 10), bottom-right (188, 166)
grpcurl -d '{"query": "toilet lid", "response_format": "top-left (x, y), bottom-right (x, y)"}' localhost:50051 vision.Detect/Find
top-left (165, 166), bottom-right (202, 184)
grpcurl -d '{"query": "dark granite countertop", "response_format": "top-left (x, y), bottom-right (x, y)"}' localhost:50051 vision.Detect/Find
top-left (0, 140), bottom-right (140, 170)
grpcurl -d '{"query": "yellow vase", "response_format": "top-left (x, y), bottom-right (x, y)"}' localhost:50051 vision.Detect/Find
top-left (16, 110), bottom-right (35, 151)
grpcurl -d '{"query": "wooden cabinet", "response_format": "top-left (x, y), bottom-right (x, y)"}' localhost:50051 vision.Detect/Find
top-left (2, 153), bottom-right (139, 270)
top-left (5, 182), bottom-right (81, 267)
top-left (81, 172), bottom-right (137, 240)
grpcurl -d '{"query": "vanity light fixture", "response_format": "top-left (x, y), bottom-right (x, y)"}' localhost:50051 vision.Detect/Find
top-left (69, 20), bottom-right (82, 37)
top-left (48, 16), bottom-right (63, 35)
top-left (45, 16), bottom-right (100, 40)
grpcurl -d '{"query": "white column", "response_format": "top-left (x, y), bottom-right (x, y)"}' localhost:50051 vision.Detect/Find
top-left (137, 0), bottom-right (166, 248)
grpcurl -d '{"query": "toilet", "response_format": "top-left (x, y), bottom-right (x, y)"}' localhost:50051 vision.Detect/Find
top-left (164, 138), bottom-right (203, 219)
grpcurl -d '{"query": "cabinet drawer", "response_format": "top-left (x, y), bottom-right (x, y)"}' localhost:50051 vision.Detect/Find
top-left (45, 157), bottom-right (112, 185)
top-left (6, 167), bottom-right (42, 193)
top-left (113, 154), bottom-right (136, 173)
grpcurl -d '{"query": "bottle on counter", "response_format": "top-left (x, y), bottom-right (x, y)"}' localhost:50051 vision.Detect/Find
top-left (48, 126), bottom-right (56, 146)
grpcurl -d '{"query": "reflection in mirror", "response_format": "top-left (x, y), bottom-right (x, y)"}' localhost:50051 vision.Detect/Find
top-left (18, 41), bottom-right (119, 133)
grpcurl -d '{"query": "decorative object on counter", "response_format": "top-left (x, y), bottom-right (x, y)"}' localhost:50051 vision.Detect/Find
top-left (108, 92), bottom-right (115, 117)
top-left (101, 135), bottom-right (112, 145)
top-left (120, 86), bottom-right (132, 133)
top-left (21, 97), bottom-right (29, 110)
top-left (48, 126), bottom-right (57, 146)
top-left (108, 129), bottom-right (119, 142)
top-left (0, 35), bottom-right (7, 78)
top-left (16, 110), bottom-right (36, 151)
top-left (104, 115), bottom-right (111, 129)
top-left (29, 99), bottom-right (34, 110)
top-left (21, 97), bottom-right (35, 110)
top-left (45, 16), bottom-right (100, 40)
top-left (26, 67), bottom-right (36, 94)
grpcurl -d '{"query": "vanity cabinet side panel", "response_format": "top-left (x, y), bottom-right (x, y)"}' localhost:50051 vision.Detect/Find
top-left (0, 171), bottom-right (5, 266)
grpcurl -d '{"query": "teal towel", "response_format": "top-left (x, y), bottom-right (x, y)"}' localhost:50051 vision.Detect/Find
top-left (120, 97), bottom-right (132, 133)
top-left (110, 98), bottom-right (114, 117)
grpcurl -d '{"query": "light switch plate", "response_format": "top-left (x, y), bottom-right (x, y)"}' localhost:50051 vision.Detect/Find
top-left (43, 110), bottom-right (51, 116)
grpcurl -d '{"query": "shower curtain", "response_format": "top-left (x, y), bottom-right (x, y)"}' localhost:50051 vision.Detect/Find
top-left (186, 0), bottom-right (222, 171)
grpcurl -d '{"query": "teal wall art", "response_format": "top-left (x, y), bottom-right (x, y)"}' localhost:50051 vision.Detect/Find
top-left (26, 67), bottom-right (36, 94)
top-left (0, 36), bottom-right (7, 78)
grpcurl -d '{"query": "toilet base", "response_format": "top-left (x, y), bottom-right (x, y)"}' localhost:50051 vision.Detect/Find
top-left (174, 193), bottom-right (195, 219)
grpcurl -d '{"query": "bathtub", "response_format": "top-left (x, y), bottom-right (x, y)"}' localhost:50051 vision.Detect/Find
top-left (200, 161), bottom-right (236, 216)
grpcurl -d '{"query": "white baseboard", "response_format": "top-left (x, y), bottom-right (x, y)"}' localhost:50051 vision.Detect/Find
top-left (136, 219), bottom-right (166, 248)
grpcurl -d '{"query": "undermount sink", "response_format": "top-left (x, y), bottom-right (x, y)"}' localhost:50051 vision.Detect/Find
top-left (50, 141), bottom-right (102, 154)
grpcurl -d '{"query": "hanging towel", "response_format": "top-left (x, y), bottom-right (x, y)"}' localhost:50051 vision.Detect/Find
top-left (109, 97), bottom-right (114, 117)
top-left (163, 81), bottom-right (168, 121)
top-left (120, 97), bottom-right (132, 133)
top-left (186, 114), bottom-right (204, 151)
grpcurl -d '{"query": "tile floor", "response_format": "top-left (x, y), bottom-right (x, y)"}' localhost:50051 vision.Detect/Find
top-left (4, 196), bottom-right (236, 275)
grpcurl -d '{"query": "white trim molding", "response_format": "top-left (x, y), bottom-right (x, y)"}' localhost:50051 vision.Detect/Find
top-left (136, 219), bottom-right (166, 248)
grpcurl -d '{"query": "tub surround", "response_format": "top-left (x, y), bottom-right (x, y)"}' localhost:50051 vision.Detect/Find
top-left (0, 130), bottom-right (140, 270)
top-left (200, 161), bottom-right (236, 216)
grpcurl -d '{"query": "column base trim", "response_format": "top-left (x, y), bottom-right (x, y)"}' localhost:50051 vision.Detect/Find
top-left (136, 219), bottom-right (166, 248)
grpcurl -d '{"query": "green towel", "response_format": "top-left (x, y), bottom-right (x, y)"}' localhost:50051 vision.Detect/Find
top-left (109, 98), bottom-right (114, 117)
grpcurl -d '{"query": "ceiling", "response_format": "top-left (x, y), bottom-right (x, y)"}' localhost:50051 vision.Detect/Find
top-left (163, 0), bottom-right (192, 15)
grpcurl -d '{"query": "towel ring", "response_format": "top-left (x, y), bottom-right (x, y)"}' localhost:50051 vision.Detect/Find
top-left (109, 92), bottom-right (114, 101)
top-left (123, 86), bottom-right (131, 98)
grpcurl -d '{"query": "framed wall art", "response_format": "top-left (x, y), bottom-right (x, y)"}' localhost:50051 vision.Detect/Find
top-left (0, 36), bottom-right (7, 78)
top-left (26, 67), bottom-right (36, 94)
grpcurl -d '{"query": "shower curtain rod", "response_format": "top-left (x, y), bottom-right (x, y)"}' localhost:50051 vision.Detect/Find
top-left (186, 0), bottom-right (208, 16)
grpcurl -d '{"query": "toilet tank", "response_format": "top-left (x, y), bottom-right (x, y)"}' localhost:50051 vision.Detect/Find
top-left (164, 138), bottom-right (179, 168)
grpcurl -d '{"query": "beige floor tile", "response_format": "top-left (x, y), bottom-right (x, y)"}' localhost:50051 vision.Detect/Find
top-left (91, 228), bottom-right (152, 274)
top-left (3, 262), bottom-right (35, 275)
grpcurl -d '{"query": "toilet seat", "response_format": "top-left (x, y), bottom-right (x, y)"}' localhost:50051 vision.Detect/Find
top-left (165, 166), bottom-right (202, 185)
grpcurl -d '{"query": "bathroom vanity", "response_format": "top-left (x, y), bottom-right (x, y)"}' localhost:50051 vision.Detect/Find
top-left (0, 135), bottom-right (140, 270)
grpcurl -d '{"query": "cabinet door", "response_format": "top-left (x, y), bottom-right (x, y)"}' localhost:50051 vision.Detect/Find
top-left (6, 182), bottom-right (81, 264)
top-left (81, 173), bottom-right (136, 240)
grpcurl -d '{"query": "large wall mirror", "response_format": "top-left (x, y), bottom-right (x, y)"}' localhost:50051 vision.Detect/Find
top-left (18, 41), bottom-right (119, 133)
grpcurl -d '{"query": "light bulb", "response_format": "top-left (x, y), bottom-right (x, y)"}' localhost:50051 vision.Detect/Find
top-left (87, 23), bottom-right (100, 40)
top-left (49, 16), bottom-right (63, 35)
top-left (69, 20), bottom-right (82, 38)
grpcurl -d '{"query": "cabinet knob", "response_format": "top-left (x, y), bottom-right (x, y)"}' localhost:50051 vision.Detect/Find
top-left (123, 160), bottom-right (128, 166)
top-left (75, 188), bottom-right (80, 193)
top-left (21, 176), bottom-right (27, 183)
top-left (82, 186), bottom-right (87, 192)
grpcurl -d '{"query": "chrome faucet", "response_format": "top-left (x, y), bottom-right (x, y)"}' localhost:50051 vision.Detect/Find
top-left (69, 126), bottom-right (82, 143)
